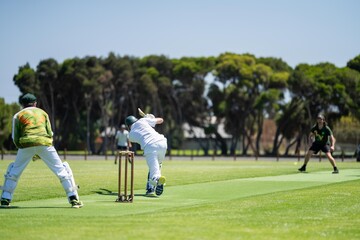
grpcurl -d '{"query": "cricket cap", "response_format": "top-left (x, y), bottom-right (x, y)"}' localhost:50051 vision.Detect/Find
top-left (125, 115), bottom-right (138, 127)
top-left (20, 93), bottom-right (37, 106)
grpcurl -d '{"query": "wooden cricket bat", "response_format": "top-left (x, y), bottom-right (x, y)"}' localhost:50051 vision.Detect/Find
top-left (138, 108), bottom-right (146, 117)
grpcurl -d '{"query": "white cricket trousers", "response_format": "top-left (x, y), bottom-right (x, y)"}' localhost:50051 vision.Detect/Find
top-left (143, 139), bottom-right (167, 187)
top-left (1, 145), bottom-right (77, 200)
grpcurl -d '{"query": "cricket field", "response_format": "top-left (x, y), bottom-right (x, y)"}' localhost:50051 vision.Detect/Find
top-left (0, 156), bottom-right (359, 240)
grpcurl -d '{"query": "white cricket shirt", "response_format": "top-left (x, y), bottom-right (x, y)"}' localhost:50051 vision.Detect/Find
top-left (115, 129), bottom-right (129, 147)
top-left (129, 118), bottom-right (166, 150)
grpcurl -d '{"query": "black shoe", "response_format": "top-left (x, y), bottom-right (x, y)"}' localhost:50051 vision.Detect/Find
top-left (70, 199), bottom-right (84, 208)
top-left (145, 188), bottom-right (156, 197)
top-left (332, 168), bottom-right (339, 174)
top-left (69, 195), bottom-right (83, 208)
top-left (298, 166), bottom-right (306, 172)
top-left (0, 198), bottom-right (11, 207)
top-left (155, 184), bottom-right (164, 196)
top-left (155, 176), bottom-right (166, 196)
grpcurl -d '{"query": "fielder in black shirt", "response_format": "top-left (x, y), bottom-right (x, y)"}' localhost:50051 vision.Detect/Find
top-left (298, 114), bottom-right (339, 174)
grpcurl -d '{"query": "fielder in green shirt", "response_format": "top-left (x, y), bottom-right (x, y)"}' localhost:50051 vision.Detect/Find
top-left (298, 114), bottom-right (339, 174)
top-left (1, 93), bottom-right (83, 208)
top-left (12, 101), bottom-right (53, 148)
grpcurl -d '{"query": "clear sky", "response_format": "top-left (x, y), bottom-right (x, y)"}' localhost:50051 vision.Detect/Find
top-left (1, 0), bottom-right (359, 103)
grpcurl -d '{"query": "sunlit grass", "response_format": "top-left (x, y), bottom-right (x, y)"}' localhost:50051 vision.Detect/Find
top-left (0, 158), bottom-right (359, 239)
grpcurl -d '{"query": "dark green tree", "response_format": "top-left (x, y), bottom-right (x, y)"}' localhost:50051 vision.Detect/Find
top-left (36, 58), bottom-right (59, 133)
top-left (0, 99), bottom-right (20, 150)
top-left (210, 53), bottom-right (290, 155)
top-left (172, 57), bottom-right (216, 154)
top-left (13, 63), bottom-right (38, 99)
top-left (347, 54), bottom-right (360, 72)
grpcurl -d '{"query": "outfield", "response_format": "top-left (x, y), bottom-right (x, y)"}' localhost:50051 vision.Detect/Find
top-left (0, 157), bottom-right (359, 240)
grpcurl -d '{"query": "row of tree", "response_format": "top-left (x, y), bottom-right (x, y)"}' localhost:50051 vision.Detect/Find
top-left (1, 52), bottom-right (360, 156)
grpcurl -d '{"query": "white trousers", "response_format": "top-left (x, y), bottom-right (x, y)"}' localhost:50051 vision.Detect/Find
top-left (143, 139), bottom-right (167, 188)
top-left (1, 146), bottom-right (77, 200)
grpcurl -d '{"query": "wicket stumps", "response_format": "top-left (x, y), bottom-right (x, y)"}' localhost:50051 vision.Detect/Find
top-left (115, 151), bottom-right (134, 203)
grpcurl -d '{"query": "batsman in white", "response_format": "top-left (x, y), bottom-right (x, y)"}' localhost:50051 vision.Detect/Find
top-left (0, 93), bottom-right (83, 208)
top-left (125, 111), bottom-right (167, 197)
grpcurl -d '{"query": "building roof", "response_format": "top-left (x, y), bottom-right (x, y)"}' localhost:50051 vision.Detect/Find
top-left (182, 118), bottom-right (232, 138)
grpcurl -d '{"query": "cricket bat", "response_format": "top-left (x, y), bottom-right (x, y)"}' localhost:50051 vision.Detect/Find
top-left (138, 108), bottom-right (146, 117)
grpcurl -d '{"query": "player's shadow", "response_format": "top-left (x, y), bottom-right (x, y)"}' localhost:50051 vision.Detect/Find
top-left (93, 188), bottom-right (117, 195)
top-left (1, 206), bottom-right (70, 209)
top-left (93, 188), bottom-right (151, 197)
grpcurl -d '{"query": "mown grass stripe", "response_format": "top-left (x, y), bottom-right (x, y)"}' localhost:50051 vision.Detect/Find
top-left (10, 169), bottom-right (359, 216)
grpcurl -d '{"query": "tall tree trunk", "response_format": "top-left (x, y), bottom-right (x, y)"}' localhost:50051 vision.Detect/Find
top-left (255, 114), bottom-right (264, 155)
top-left (284, 137), bottom-right (298, 156)
top-left (213, 131), bottom-right (228, 155)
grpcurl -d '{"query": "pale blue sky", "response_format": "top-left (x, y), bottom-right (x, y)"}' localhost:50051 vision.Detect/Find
top-left (1, 0), bottom-right (359, 103)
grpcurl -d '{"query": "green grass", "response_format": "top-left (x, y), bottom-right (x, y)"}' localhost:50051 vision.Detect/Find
top-left (0, 158), bottom-right (360, 240)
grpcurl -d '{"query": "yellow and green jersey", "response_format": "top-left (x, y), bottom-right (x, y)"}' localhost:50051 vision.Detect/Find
top-left (12, 107), bottom-right (53, 148)
top-left (311, 124), bottom-right (333, 146)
